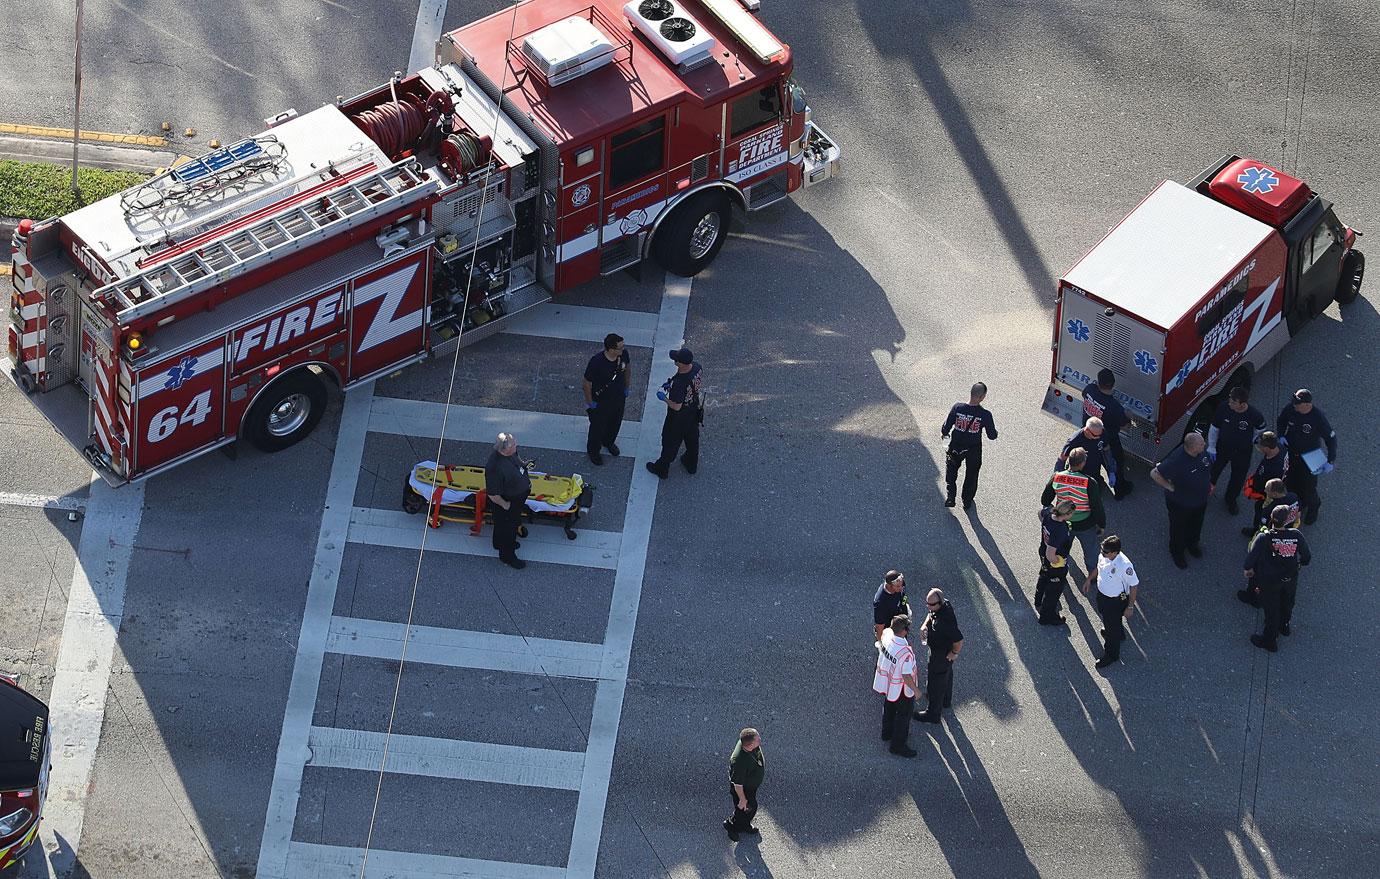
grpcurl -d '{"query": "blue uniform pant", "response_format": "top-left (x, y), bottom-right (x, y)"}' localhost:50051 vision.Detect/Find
top-left (1210, 445), bottom-right (1254, 503)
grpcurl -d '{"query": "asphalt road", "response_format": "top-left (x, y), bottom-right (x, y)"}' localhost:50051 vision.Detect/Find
top-left (3, 1), bottom-right (1379, 877)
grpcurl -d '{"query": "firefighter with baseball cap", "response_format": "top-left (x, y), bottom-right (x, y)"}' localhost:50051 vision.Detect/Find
top-left (1035, 499), bottom-right (1077, 625)
top-left (646, 348), bottom-right (702, 479)
top-left (1240, 431), bottom-right (1289, 537)
top-left (1276, 388), bottom-right (1337, 524)
top-left (873, 614), bottom-right (921, 757)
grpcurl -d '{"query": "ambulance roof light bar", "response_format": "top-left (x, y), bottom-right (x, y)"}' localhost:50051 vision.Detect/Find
top-left (698, 0), bottom-right (782, 63)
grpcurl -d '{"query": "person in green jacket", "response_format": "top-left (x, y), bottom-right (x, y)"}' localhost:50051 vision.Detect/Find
top-left (724, 728), bottom-right (764, 841)
top-left (1041, 447), bottom-right (1106, 569)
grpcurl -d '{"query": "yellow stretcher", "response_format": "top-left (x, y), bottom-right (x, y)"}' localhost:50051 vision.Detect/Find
top-left (401, 460), bottom-right (593, 539)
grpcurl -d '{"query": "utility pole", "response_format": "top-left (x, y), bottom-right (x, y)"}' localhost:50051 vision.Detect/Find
top-left (71, 0), bottom-right (84, 199)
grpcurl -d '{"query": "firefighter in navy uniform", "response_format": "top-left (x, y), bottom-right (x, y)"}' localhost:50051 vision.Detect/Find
top-left (1034, 500), bottom-right (1076, 625)
top-left (1238, 480), bottom-right (1302, 607)
top-left (1276, 388), bottom-right (1336, 524)
top-left (646, 349), bottom-right (702, 479)
top-left (1206, 386), bottom-right (1266, 515)
top-left (583, 333), bottom-right (632, 466)
top-left (1244, 505), bottom-right (1312, 652)
top-left (1081, 368), bottom-right (1134, 497)
top-left (941, 382), bottom-right (998, 509)
top-left (1240, 432), bottom-right (1289, 537)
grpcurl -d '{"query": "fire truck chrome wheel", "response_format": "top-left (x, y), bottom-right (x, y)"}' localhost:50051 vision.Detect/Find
top-left (652, 190), bottom-right (731, 277)
top-left (245, 369), bottom-right (328, 453)
top-left (266, 394), bottom-right (311, 437)
top-left (688, 213), bottom-right (722, 261)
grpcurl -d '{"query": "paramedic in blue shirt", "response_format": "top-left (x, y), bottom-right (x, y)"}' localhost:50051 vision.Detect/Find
top-left (1150, 431), bottom-right (1213, 569)
top-left (1081, 369), bottom-right (1134, 498)
top-left (1276, 388), bottom-right (1336, 525)
top-left (1057, 417), bottom-right (1117, 496)
top-left (1207, 385), bottom-right (1265, 515)
top-left (941, 382), bottom-right (998, 509)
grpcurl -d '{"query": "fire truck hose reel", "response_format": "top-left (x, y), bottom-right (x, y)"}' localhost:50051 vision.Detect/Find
top-left (348, 91), bottom-right (450, 159)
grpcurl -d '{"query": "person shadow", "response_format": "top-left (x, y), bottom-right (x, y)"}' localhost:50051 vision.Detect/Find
top-left (910, 717), bottom-right (1040, 878)
top-left (733, 837), bottom-right (777, 879)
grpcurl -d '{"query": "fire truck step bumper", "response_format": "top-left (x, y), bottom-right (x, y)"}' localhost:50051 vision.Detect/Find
top-left (801, 120), bottom-right (841, 186)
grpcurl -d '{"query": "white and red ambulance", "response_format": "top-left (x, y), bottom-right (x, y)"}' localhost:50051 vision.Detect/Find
top-left (1043, 156), bottom-right (1365, 461)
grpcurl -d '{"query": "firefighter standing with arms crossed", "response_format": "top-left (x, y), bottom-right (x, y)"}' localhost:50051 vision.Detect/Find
top-left (1206, 386), bottom-right (1266, 514)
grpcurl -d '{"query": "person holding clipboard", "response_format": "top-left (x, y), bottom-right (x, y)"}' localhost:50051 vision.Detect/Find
top-left (1276, 389), bottom-right (1337, 526)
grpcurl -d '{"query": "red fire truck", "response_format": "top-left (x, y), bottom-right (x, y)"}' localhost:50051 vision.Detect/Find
top-left (1043, 156), bottom-right (1365, 461)
top-left (6, 0), bottom-right (840, 485)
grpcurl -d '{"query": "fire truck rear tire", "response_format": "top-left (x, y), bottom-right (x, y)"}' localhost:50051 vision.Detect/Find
top-left (1336, 250), bottom-right (1364, 305)
top-left (652, 191), bottom-right (731, 277)
top-left (244, 370), bottom-right (328, 453)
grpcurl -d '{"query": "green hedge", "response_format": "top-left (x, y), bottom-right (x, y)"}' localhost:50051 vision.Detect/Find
top-left (0, 159), bottom-right (147, 220)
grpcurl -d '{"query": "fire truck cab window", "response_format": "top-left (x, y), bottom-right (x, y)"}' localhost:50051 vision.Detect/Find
top-left (608, 116), bottom-right (666, 191)
top-left (1305, 221), bottom-right (1337, 269)
top-left (730, 86), bottom-right (782, 139)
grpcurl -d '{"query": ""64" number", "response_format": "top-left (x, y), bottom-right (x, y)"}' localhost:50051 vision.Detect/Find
top-left (147, 390), bottom-right (213, 443)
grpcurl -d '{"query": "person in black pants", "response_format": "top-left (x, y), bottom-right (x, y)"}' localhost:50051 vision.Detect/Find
top-left (1245, 505), bottom-right (1312, 652)
top-left (1035, 500), bottom-right (1076, 625)
top-left (583, 333), bottom-right (632, 466)
top-left (1081, 534), bottom-right (1139, 669)
top-left (1240, 432), bottom-right (1289, 536)
top-left (646, 348), bottom-right (702, 479)
top-left (724, 728), bottom-right (765, 841)
top-left (1081, 368), bottom-right (1135, 498)
top-left (1150, 432), bottom-right (1212, 569)
top-left (1276, 388), bottom-right (1337, 525)
top-left (941, 382), bottom-right (998, 509)
top-left (484, 432), bottom-right (531, 569)
top-left (1207, 386), bottom-right (1265, 515)
top-left (915, 589), bottom-right (963, 723)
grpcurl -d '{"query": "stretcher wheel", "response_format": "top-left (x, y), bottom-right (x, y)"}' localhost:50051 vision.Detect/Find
top-left (517, 525), bottom-right (528, 538)
top-left (402, 483), bottom-right (425, 515)
top-left (564, 526), bottom-right (577, 540)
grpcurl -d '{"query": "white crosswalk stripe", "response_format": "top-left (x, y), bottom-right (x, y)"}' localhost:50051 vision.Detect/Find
top-left (368, 397), bottom-right (638, 453)
top-left (287, 842), bottom-right (568, 879)
top-left (502, 302), bottom-right (659, 348)
top-left (347, 506), bottom-right (620, 569)
top-left (326, 616), bottom-right (607, 679)
top-left (307, 726), bottom-right (585, 790)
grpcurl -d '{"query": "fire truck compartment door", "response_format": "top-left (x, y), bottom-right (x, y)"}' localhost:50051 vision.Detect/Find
top-left (133, 337), bottom-right (227, 475)
top-left (1055, 285), bottom-right (1164, 427)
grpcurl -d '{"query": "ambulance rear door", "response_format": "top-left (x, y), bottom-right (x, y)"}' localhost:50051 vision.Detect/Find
top-left (1043, 280), bottom-right (1166, 459)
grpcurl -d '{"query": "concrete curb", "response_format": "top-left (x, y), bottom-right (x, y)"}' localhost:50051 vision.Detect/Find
top-left (0, 132), bottom-right (175, 174)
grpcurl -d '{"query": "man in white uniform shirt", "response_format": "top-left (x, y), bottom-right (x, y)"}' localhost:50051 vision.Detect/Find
top-left (1081, 534), bottom-right (1139, 669)
top-left (873, 615), bottom-right (921, 758)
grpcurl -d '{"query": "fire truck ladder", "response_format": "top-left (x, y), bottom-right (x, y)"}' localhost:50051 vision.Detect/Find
top-left (101, 161), bottom-right (439, 322)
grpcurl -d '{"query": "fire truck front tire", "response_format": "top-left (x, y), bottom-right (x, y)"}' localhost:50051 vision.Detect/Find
top-left (652, 191), bottom-right (731, 277)
top-left (1336, 250), bottom-right (1364, 305)
top-left (244, 370), bottom-right (328, 453)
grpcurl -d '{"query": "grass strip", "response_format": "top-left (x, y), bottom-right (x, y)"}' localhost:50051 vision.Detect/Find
top-left (0, 159), bottom-right (147, 220)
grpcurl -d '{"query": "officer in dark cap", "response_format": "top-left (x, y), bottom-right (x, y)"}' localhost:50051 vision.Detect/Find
top-left (1276, 389), bottom-right (1336, 524)
top-left (1206, 386), bottom-right (1265, 515)
top-left (1244, 505), bottom-right (1312, 652)
top-left (1081, 369), bottom-right (1134, 497)
top-left (646, 348), bottom-right (702, 479)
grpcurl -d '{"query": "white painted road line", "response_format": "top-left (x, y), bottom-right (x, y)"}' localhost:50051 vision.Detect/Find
top-left (307, 726), bottom-right (585, 790)
top-left (502, 303), bottom-right (659, 348)
top-left (348, 506), bottom-right (620, 570)
top-left (40, 475), bottom-right (144, 878)
top-left (369, 397), bottom-right (638, 453)
top-left (327, 616), bottom-right (607, 680)
top-left (566, 273), bottom-right (692, 877)
top-left (287, 842), bottom-right (568, 879)
top-left (407, 0), bottom-right (448, 75)
top-left (257, 386), bottom-right (375, 879)
top-left (0, 491), bottom-right (85, 513)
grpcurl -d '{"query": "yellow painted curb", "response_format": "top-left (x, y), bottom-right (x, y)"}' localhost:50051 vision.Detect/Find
top-left (0, 123), bottom-right (168, 148)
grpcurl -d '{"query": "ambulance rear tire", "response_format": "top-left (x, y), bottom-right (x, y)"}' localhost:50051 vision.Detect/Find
top-left (652, 191), bottom-right (731, 277)
top-left (1336, 250), bottom-right (1364, 305)
top-left (245, 371), bottom-right (327, 453)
